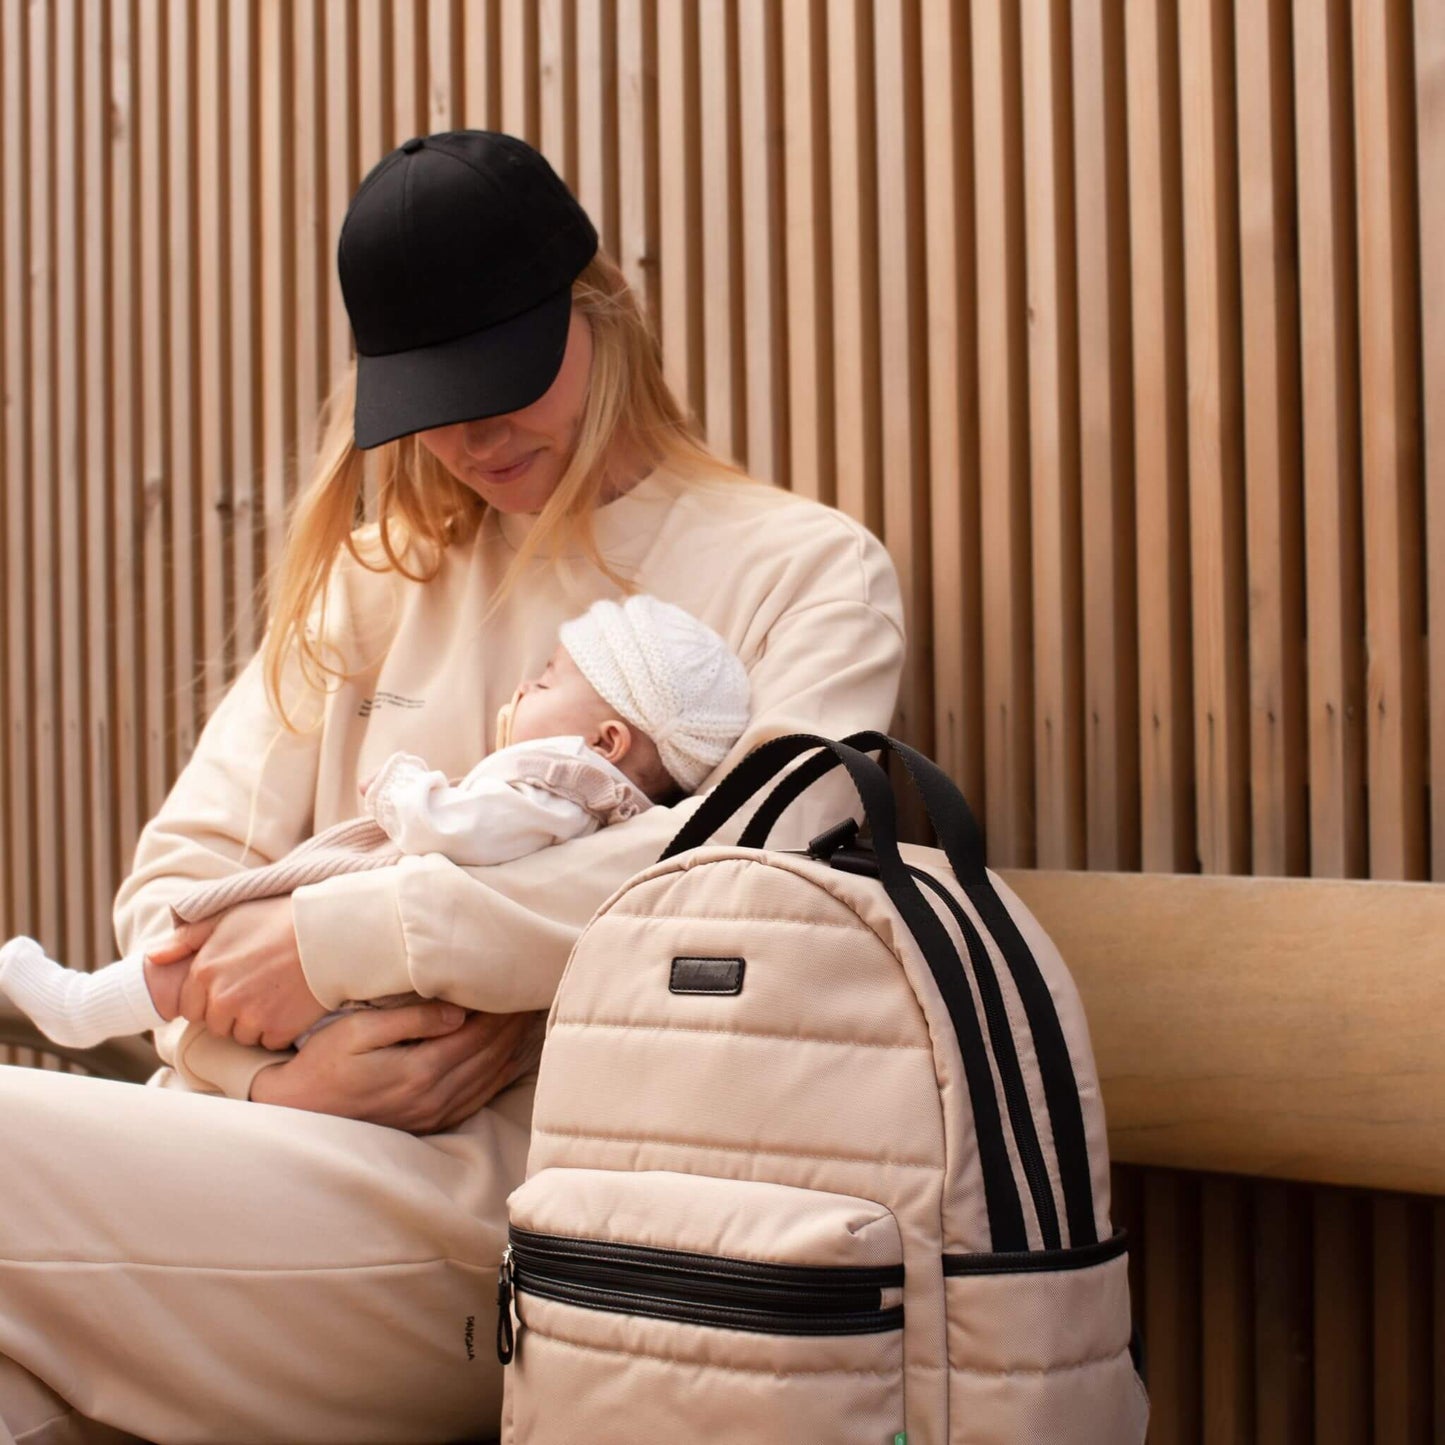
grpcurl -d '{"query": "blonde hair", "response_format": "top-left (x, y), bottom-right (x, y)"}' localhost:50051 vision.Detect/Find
top-left (263, 250), bottom-right (743, 727)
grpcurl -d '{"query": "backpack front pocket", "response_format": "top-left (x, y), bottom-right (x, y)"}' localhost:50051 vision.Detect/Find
top-left (501, 1168), bottom-right (907, 1445)
top-left (942, 1233), bottom-right (1148, 1444)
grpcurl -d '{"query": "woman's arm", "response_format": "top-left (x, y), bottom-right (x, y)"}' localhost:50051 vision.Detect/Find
top-left (113, 649), bottom-right (326, 948)
top-left (249, 1002), bottom-right (543, 1134)
top-left (111, 644), bottom-right (329, 1097)
top-left (292, 591), bottom-right (907, 1016)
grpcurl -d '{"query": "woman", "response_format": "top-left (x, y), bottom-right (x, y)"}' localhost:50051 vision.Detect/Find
top-left (0, 132), bottom-right (904, 1444)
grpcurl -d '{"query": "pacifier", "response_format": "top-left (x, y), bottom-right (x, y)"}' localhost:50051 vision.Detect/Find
top-left (494, 680), bottom-right (526, 751)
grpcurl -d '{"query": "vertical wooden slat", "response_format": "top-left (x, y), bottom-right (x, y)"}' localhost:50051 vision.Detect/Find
top-left (874, 0), bottom-right (931, 787)
top-left (698, 0), bottom-right (743, 461)
top-left (166, 0), bottom-right (199, 767)
top-left (575, 0), bottom-right (619, 258)
top-left (737, 0), bottom-right (785, 485)
top-left (1252, 1183), bottom-right (1313, 1444)
top-left (0, 0), bottom-right (11, 934)
top-left (391, 0), bottom-right (426, 141)
top-left (1352, 0), bottom-right (1427, 881)
top-left (1021, 0), bottom-right (1083, 869)
top-left (1416, 0), bottom-right (1445, 881)
top-left (427, 0), bottom-right (463, 134)
top-left (228, 0), bottom-right (262, 656)
top-left (0, 0), bottom-right (13, 933)
top-left (1314, 1191), bottom-right (1373, 1445)
top-left (137, 0), bottom-right (170, 813)
top-left (500, 0), bottom-right (539, 145)
top-left (655, 0), bottom-right (702, 419)
top-left (826, 0), bottom-right (881, 534)
top-left (972, 0), bottom-right (1033, 867)
top-left (538, 0), bottom-right (576, 184)
top-left (920, 0), bottom-right (980, 807)
top-left (356, 1), bottom-right (395, 177)
top-left (292, 0), bottom-right (326, 493)
top-left (28, 0), bottom-right (61, 946)
top-left (1201, 1177), bottom-right (1255, 1442)
top-left (324, 0), bottom-right (357, 391)
top-left (195, 0), bottom-right (231, 718)
top-left (1145, 1171), bottom-right (1204, 1445)
top-left (109, 0), bottom-right (143, 862)
top-left (1072, 0), bottom-right (1139, 872)
top-left (1236, 0), bottom-right (1307, 879)
top-left (1124, 0), bottom-right (1194, 873)
top-left (258, 0), bottom-right (295, 584)
top-left (1294, 0), bottom-right (1365, 881)
top-left (780, 0), bottom-right (833, 504)
top-left (55, 0), bottom-right (89, 960)
top-left (1179, 0), bottom-right (1249, 878)
top-left (2, 0), bottom-right (36, 933)
top-left (1437, 1202), bottom-right (1445, 1439)
top-left (81, 0), bottom-right (116, 954)
top-left (462, 0), bottom-right (502, 133)
top-left (614, 0), bottom-right (656, 315)
top-left (1372, 1197), bottom-right (1433, 1441)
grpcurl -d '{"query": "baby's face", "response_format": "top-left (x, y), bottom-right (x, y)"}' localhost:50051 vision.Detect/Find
top-left (505, 644), bottom-right (616, 747)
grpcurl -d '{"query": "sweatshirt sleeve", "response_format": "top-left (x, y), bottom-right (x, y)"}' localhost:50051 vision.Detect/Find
top-left (112, 646), bottom-right (327, 1100)
top-left (292, 534), bottom-right (906, 1015)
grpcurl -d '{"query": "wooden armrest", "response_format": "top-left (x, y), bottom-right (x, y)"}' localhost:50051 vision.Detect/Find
top-left (1001, 870), bottom-right (1445, 1197)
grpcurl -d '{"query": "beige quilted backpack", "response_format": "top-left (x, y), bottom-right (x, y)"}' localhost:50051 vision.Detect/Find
top-left (498, 733), bottom-right (1148, 1444)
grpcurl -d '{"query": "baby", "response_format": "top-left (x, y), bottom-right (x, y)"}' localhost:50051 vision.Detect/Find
top-left (0, 594), bottom-right (750, 1051)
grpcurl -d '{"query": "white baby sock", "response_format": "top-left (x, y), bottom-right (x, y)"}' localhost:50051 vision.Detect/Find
top-left (0, 936), bottom-right (166, 1048)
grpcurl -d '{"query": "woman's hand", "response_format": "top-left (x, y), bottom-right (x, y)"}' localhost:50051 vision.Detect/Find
top-left (150, 896), bottom-right (327, 1050)
top-left (249, 1004), bottom-right (542, 1134)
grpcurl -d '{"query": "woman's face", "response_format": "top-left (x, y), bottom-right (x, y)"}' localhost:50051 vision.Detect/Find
top-left (416, 309), bottom-right (594, 515)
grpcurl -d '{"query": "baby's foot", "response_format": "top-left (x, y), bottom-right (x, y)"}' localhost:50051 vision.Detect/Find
top-left (0, 936), bottom-right (164, 1048)
top-left (0, 935), bottom-right (45, 976)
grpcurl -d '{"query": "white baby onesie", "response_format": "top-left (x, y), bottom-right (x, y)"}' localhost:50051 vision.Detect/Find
top-left (363, 734), bottom-right (652, 863)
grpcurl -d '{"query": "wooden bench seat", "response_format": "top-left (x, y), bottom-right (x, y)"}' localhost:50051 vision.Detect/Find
top-left (1004, 869), bottom-right (1445, 1198)
top-left (7, 870), bottom-right (1441, 1200)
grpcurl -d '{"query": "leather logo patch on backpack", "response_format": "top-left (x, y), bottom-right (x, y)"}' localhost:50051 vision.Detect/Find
top-left (669, 956), bottom-right (745, 995)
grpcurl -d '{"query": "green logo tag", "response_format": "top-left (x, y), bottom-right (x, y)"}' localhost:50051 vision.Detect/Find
top-left (893, 1434), bottom-right (907, 1445)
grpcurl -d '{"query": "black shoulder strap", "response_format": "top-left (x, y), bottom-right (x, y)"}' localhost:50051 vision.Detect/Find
top-left (712, 731), bottom-right (1099, 1249)
top-left (661, 734), bottom-right (1028, 1252)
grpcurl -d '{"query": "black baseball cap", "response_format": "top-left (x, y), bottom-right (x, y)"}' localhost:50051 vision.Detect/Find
top-left (339, 131), bottom-right (599, 450)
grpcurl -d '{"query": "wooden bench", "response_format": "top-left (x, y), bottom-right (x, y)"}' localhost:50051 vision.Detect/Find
top-left (1003, 869), bottom-right (1445, 1199)
top-left (7, 869), bottom-right (1441, 1195)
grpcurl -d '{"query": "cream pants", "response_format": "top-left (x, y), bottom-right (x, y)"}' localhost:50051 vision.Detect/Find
top-left (0, 1064), bottom-right (535, 1444)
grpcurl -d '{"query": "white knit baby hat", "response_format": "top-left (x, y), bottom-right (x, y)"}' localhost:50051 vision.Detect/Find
top-left (558, 595), bottom-right (751, 792)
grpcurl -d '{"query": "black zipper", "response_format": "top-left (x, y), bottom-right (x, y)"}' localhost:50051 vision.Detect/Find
top-left (943, 1230), bottom-right (1128, 1277)
top-left (906, 866), bottom-right (1063, 1251)
top-left (498, 1227), bottom-right (904, 1361)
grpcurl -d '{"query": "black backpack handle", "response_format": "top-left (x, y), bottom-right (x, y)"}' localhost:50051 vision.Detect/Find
top-left (661, 730), bottom-right (985, 884)
top-left (660, 733), bottom-right (900, 862)
top-left (736, 730), bottom-right (986, 883)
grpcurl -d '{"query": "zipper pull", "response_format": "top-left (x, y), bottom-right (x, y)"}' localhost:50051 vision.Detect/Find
top-left (496, 1245), bottom-right (516, 1365)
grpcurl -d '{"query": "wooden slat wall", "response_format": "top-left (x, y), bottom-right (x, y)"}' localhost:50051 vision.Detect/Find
top-left (0, 2), bottom-right (1440, 1438)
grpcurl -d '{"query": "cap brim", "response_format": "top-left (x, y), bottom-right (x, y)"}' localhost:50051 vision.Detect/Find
top-left (353, 287), bottom-right (572, 450)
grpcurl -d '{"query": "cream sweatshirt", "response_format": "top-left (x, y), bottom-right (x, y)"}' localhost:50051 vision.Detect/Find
top-left (112, 469), bottom-right (906, 1100)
